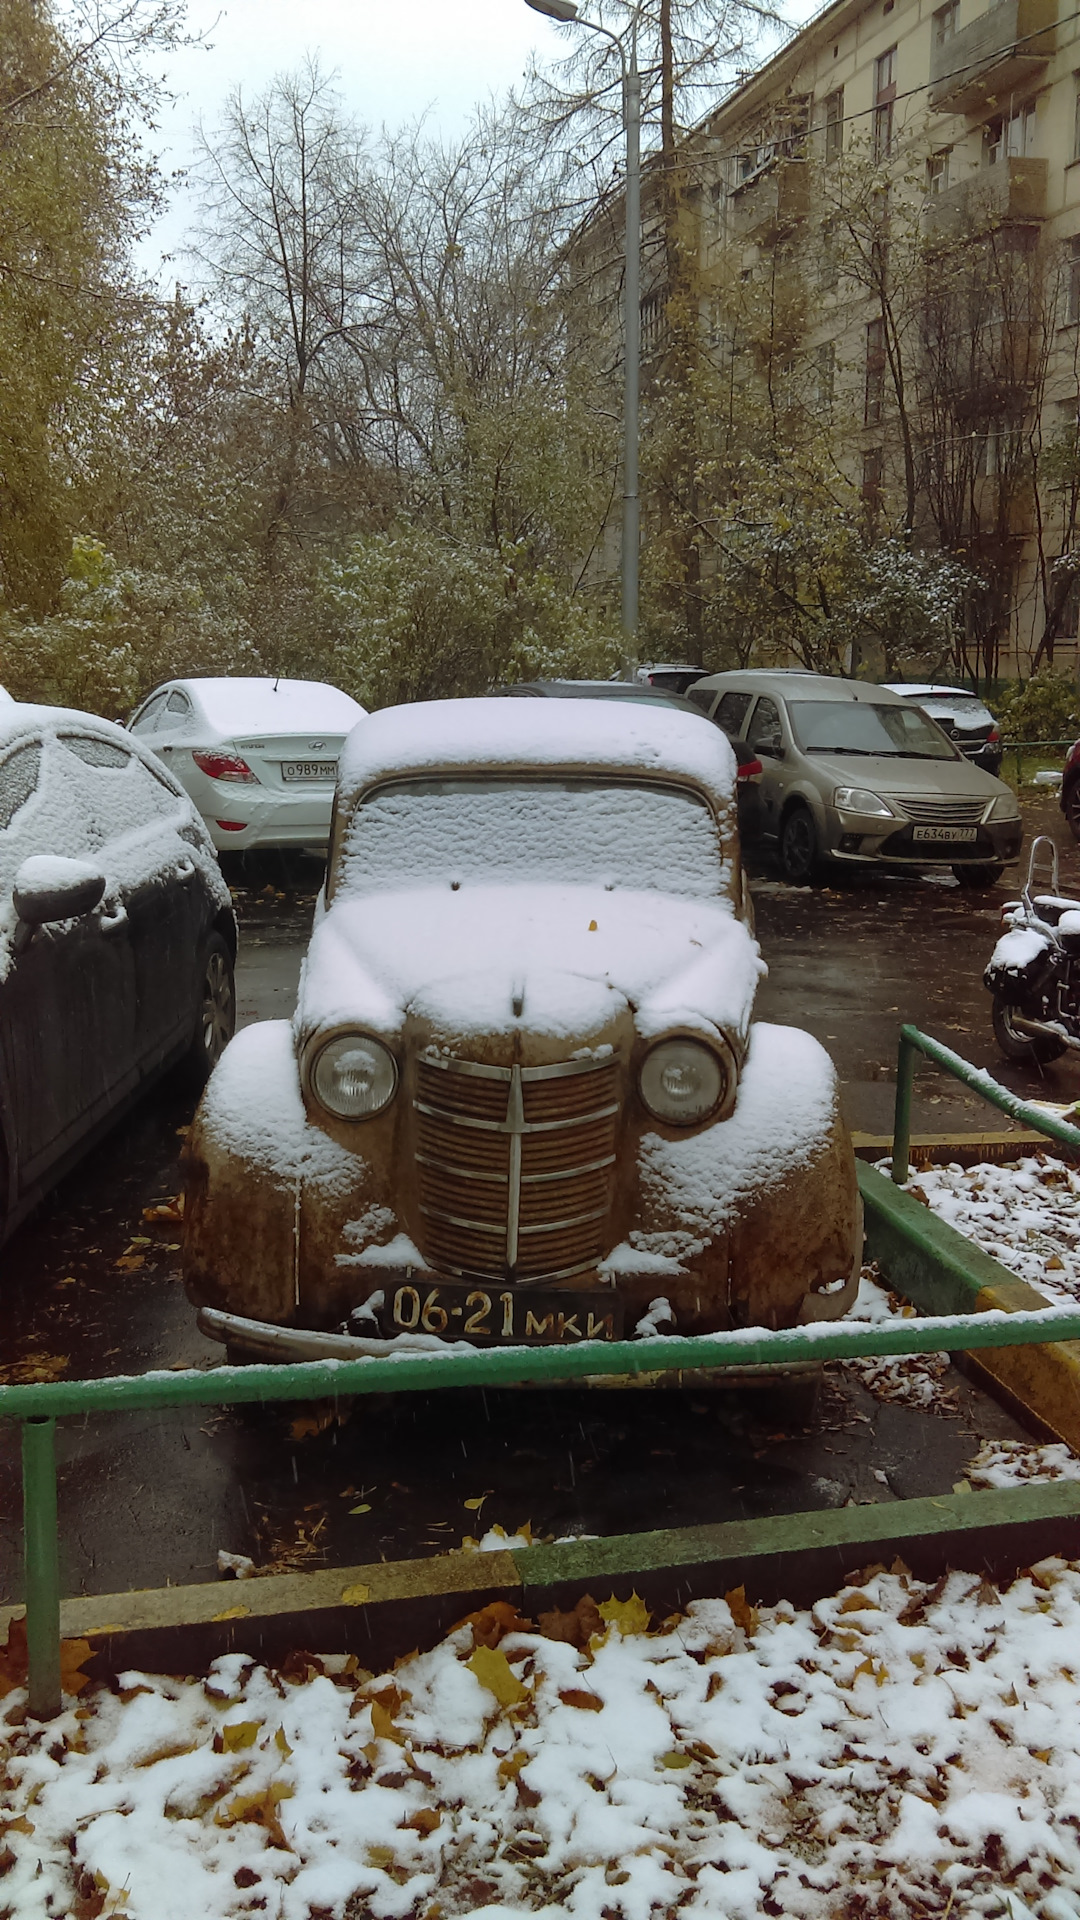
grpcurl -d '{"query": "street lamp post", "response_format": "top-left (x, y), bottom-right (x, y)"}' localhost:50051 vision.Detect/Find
top-left (526, 0), bottom-right (640, 654)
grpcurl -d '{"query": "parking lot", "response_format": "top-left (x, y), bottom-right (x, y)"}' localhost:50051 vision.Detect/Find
top-left (0, 798), bottom-right (1074, 1605)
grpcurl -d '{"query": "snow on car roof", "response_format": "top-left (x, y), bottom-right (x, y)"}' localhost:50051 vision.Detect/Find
top-left (0, 701), bottom-right (136, 750)
top-left (884, 683), bottom-right (981, 700)
top-left (174, 678), bottom-right (366, 736)
top-left (690, 670), bottom-right (909, 705)
top-left (338, 696), bottom-right (738, 806)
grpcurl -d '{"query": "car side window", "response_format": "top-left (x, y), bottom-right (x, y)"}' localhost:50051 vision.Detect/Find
top-left (0, 741), bottom-right (42, 832)
top-left (685, 687), bottom-right (715, 715)
top-left (165, 690), bottom-right (195, 731)
top-left (130, 692), bottom-right (168, 735)
top-left (747, 697), bottom-right (785, 758)
top-left (715, 691), bottom-right (753, 738)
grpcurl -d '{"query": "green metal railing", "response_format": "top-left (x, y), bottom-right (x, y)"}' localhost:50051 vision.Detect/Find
top-left (892, 1022), bottom-right (1080, 1185)
top-left (7, 1019), bottom-right (1080, 1722)
top-left (1002, 737), bottom-right (1073, 786)
top-left (8, 1296), bottom-right (1080, 1719)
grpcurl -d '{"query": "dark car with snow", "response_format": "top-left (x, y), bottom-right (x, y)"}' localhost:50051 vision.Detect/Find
top-left (184, 698), bottom-right (860, 1371)
top-left (0, 703), bottom-right (236, 1244)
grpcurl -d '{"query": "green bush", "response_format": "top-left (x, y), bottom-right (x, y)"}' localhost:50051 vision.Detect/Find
top-left (993, 671), bottom-right (1080, 744)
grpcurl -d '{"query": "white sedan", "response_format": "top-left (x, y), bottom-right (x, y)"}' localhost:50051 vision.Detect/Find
top-left (127, 677), bottom-right (366, 853)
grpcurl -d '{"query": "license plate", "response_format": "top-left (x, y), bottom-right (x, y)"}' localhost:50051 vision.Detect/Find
top-left (911, 824), bottom-right (979, 843)
top-left (281, 760), bottom-right (337, 783)
top-left (379, 1281), bottom-right (622, 1344)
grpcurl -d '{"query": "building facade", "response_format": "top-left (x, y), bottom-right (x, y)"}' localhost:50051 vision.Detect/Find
top-left (574, 0), bottom-right (1080, 680)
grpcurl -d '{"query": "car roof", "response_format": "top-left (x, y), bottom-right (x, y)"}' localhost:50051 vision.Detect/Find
top-left (882, 683), bottom-right (985, 700)
top-left (144, 677), bottom-right (367, 735)
top-left (338, 695), bottom-right (737, 809)
top-left (0, 702), bottom-right (146, 751)
top-left (689, 670), bottom-right (909, 706)
top-left (502, 680), bottom-right (703, 714)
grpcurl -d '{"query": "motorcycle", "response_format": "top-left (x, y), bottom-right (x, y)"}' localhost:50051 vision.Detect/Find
top-left (984, 836), bottom-right (1080, 1065)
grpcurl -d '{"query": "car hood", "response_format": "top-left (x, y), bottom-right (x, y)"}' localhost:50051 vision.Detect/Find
top-left (806, 753), bottom-right (1007, 799)
top-left (295, 884), bottom-right (764, 1053)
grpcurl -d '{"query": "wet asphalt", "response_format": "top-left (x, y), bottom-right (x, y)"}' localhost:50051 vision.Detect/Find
top-left (1, 806), bottom-right (1073, 1605)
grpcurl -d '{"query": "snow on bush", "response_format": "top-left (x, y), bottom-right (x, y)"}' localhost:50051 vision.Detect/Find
top-left (7, 1565), bottom-right (1080, 1918)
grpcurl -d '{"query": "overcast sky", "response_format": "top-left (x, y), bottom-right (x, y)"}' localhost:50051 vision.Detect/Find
top-left (142, 0), bottom-right (566, 281)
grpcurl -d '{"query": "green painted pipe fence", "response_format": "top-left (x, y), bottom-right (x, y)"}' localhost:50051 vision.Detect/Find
top-left (892, 1022), bottom-right (1080, 1184)
top-left (6, 1019), bottom-right (1080, 1722)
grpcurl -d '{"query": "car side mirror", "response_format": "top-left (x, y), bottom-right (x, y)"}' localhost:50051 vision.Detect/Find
top-left (12, 856), bottom-right (107, 951)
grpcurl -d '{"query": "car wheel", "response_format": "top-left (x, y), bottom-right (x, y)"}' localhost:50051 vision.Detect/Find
top-left (779, 805), bottom-right (820, 885)
top-left (953, 863), bottom-right (1004, 888)
top-left (182, 932), bottom-right (236, 1088)
top-left (1064, 781), bottom-right (1080, 845)
top-left (991, 992), bottom-right (1067, 1065)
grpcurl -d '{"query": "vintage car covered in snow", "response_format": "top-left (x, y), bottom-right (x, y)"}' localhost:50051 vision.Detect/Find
top-left (183, 698), bottom-right (861, 1364)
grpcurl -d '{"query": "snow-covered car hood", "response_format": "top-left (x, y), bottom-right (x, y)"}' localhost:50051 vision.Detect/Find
top-left (296, 885), bottom-right (764, 1052)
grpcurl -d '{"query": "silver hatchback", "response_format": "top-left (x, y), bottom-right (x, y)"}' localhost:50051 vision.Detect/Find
top-left (688, 670), bottom-right (1023, 886)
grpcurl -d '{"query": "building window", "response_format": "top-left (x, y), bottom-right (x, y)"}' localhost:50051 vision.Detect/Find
top-left (927, 148), bottom-right (952, 194)
top-left (865, 318), bottom-right (886, 425)
top-left (873, 47), bottom-right (897, 161)
top-left (815, 340), bottom-right (836, 407)
top-left (985, 101), bottom-right (1035, 165)
top-left (824, 88), bottom-right (844, 163)
top-left (933, 0), bottom-right (958, 46)
top-left (1066, 238), bottom-right (1080, 326)
top-left (862, 447), bottom-right (884, 513)
top-left (1058, 566), bottom-right (1080, 638)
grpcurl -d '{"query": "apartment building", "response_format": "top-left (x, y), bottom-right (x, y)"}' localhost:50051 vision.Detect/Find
top-left (575, 0), bottom-right (1080, 678)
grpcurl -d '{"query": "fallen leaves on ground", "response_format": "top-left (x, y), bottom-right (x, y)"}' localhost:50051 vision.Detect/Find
top-left (0, 1351), bottom-right (70, 1385)
top-left (142, 1196), bottom-right (183, 1225)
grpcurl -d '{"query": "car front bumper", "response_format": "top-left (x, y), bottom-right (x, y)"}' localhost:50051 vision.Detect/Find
top-left (824, 814), bottom-right (1022, 867)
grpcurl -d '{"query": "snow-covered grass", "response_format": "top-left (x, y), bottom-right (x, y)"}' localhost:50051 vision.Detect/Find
top-left (891, 1155), bottom-right (1080, 1307)
top-left (8, 1564), bottom-right (1080, 1918)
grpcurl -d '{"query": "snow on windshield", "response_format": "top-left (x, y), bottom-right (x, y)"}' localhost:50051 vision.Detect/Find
top-left (788, 700), bottom-right (957, 759)
top-left (336, 777), bottom-right (727, 900)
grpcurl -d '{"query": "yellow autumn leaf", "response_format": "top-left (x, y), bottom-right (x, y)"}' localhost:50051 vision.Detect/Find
top-left (588, 920), bottom-right (598, 931)
top-left (463, 1494), bottom-right (491, 1512)
top-left (371, 1700), bottom-right (406, 1745)
top-left (349, 1504), bottom-right (372, 1515)
top-left (660, 1751), bottom-right (692, 1769)
top-left (467, 1644), bottom-right (528, 1708)
top-left (598, 1593), bottom-right (651, 1637)
top-left (342, 1583), bottom-right (371, 1606)
top-left (222, 1721), bottom-right (260, 1751)
top-left (211, 1605), bottom-right (250, 1622)
top-left (275, 1727), bottom-right (293, 1757)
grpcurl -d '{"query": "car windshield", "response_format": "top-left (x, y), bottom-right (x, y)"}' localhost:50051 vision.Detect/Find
top-left (336, 776), bottom-right (726, 899)
top-left (914, 695), bottom-right (990, 722)
top-left (788, 701), bottom-right (958, 760)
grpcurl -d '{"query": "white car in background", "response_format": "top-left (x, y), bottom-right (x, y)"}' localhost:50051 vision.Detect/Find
top-left (127, 678), bottom-right (366, 854)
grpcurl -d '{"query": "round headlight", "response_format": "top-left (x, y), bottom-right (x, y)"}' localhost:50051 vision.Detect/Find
top-left (639, 1038), bottom-right (728, 1126)
top-left (311, 1033), bottom-right (397, 1118)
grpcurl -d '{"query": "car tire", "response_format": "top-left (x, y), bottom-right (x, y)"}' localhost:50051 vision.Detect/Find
top-left (181, 932), bottom-right (236, 1088)
top-left (991, 993), bottom-right (1067, 1065)
top-left (1064, 781), bottom-right (1080, 846)
top-left (779, 804), bottom-right (820, 885)
top-left (953, 863), bottom-right (1004, 888)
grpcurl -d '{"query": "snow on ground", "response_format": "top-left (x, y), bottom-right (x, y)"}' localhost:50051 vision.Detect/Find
top-left (888, 1155), bottom-right (1080, 1307)
top-left (9, 1567), bottom-right (1080, 1918)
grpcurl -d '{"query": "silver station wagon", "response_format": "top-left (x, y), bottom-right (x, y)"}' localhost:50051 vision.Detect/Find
top-left (688, 671), bottom-right (1023, 887)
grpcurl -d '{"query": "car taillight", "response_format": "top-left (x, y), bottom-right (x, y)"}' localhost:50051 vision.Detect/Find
top-left (216, 819), bottom-right (247, 831)
top-left (192, 749), bottom-right (257, 784)
top-left (737, 758), bottom-right (763, 783)
top-left (987, 728), bottom-right (1000, 743)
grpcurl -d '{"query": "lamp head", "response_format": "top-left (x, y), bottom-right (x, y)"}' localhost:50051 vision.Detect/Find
top-left (525, 0), bottom-right (580, 19)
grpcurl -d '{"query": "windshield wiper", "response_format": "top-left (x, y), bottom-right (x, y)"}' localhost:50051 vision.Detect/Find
top-left (803, 745), bottom-right (876, 755)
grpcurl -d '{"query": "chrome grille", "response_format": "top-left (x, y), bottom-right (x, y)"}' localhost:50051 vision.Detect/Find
top-left (414, 1054), bottom-right (619, 1283)
top-left (883, 794), bottom-right (988, 825)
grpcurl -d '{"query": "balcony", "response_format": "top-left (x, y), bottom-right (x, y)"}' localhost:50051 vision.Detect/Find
top-left (924, 156), bottom-right (1048, 240)
top-left (729, 159), bottom-right (809, 243)
top-left (929, 0), bottom-right (1056, 116)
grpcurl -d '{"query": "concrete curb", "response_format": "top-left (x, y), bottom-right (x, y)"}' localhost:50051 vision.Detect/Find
top-left (852, 1130), bottom-right (1073, 1167)
top-left (4, 1483), bottom-right (1080, 1681)
top-left (859, 1159), bottom-right (1080, 1449)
